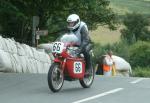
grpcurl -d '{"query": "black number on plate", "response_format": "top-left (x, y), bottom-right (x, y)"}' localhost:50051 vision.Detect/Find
top-left (75, 63), bottom-right (81, 73)
top-left (53, 43), bottom-right (62, 52)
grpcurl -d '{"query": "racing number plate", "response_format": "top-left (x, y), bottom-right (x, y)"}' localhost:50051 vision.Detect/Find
top-left (52, 42), bottom-right (64, 53)
top-left (74, 62), bottom-right (82, 74)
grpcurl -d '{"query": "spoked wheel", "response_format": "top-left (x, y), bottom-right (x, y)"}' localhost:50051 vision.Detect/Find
top-left (47, 63), bottom-right (64, 92)
top-left (79, 67), bottom-right (95, 88)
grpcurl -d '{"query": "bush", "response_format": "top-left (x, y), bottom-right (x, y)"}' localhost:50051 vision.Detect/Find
top-left (111, 41), bottom-right (129, 61)
top-left (92, 43), bottom-right (105, 65)
top-left (92, 41), bottom-right (129, 65)
top-left (129, 41), bottom-right (150, 68)
top-left (132, 67), bottom-right (150, 77)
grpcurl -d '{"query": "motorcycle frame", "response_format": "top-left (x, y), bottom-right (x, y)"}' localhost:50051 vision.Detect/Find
top-left (52, 50), bottom-right (85, 80)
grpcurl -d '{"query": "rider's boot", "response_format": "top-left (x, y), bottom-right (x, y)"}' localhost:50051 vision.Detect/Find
top-left (85, 53), bottom-right (93, 71)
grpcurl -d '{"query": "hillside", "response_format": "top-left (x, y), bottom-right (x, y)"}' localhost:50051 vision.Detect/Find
top-left (110, 0), bottom-right (150, 15)
top-left (90, 0), bottom-right (150, 45)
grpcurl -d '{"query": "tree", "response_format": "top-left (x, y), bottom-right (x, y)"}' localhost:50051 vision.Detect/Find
top-left (0, 0), bottom-right (117, 44)
top-left (121, 13), bottom-right (150, 44)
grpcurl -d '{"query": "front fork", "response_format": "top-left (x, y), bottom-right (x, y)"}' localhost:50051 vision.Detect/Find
top-left (53, 58), bottom-right (66, 73)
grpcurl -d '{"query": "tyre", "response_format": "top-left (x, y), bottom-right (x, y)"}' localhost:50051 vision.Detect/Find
top-left (47, 63), bottom-right (64, 92)
top-left (79, 66), bottom-right (95, 88)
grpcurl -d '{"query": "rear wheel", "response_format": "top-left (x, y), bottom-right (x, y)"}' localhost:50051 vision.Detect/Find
top-left (47, 63), bottom-right (64, 92)
top-left (79, 67), bottom-right (94, 88)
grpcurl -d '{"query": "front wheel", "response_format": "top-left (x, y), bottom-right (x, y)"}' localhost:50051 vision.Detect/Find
top-left (47, 63), bottom-right (64, 92)
top-left (79, 67), bottom-right (95, 88)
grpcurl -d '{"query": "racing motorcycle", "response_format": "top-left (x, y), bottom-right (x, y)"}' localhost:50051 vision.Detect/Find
top-left (47, 34), bottom-right (94, 92)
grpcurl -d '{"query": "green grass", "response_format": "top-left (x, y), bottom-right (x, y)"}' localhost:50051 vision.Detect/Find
top-left (110, 0), bottom-right (150, 15)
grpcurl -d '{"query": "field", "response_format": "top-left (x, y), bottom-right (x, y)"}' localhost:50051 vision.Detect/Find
top-left (90, 26), bottom-right (121, 45)
top-left (110, 0), bottom-right (150, 15)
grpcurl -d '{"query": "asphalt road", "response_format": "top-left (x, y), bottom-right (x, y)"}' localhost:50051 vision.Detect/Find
top-left (0, 73), bottom-right (150, 103)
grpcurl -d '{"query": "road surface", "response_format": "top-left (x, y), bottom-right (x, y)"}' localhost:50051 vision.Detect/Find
top-left (0, 73), bottom-right (150, 103)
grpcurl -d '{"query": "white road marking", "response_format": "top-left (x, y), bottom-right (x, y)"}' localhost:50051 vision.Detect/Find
top-left (130, 78), bottom-right (145, 84)
top-left (72, 88), bottom-right (124, 103)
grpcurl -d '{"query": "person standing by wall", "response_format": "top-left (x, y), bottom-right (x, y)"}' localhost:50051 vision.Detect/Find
top-left (103, 50), bottom-right (114, 76)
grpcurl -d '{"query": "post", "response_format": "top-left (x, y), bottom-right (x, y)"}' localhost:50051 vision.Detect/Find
top-left (32, 16), bottom-right (39, 47)
top-left (35, 29), bottom-right (48, 47)
top-left (36, 30), bottom-right (40, 47)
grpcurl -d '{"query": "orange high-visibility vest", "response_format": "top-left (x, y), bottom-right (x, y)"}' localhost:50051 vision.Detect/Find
top-left (103, 55), bottom-right (113, 72)
top-left (103, 64), bottom-right (111, 72)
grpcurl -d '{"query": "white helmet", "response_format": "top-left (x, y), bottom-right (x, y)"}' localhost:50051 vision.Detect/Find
top-left (67, 14), bottom-right (80, 30)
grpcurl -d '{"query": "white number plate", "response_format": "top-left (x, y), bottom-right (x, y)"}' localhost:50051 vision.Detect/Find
top-left (74, 62), bottom-right (82, 74)
top-left (52, 42), bottom-right (64, 53)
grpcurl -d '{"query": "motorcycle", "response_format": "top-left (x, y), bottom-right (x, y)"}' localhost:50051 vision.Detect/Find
top-left (47, 34), bottom-right (94, 92)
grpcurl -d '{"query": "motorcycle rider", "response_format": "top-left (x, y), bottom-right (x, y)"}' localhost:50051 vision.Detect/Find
top-left (67, 14), bottom-right (93, 71)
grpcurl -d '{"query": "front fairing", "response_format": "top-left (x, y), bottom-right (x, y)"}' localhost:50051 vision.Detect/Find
top-left (52, 33), bottom-right (80, 58)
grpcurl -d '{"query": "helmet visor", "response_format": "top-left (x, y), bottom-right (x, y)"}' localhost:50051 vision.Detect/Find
top-left (67, 22), bottom-right (76, 28)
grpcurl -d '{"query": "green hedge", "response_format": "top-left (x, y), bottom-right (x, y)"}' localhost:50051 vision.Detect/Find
top-left (132, 67), bottom-right (150, 77)
top-left (129, 41), bottom-right (150, 68)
